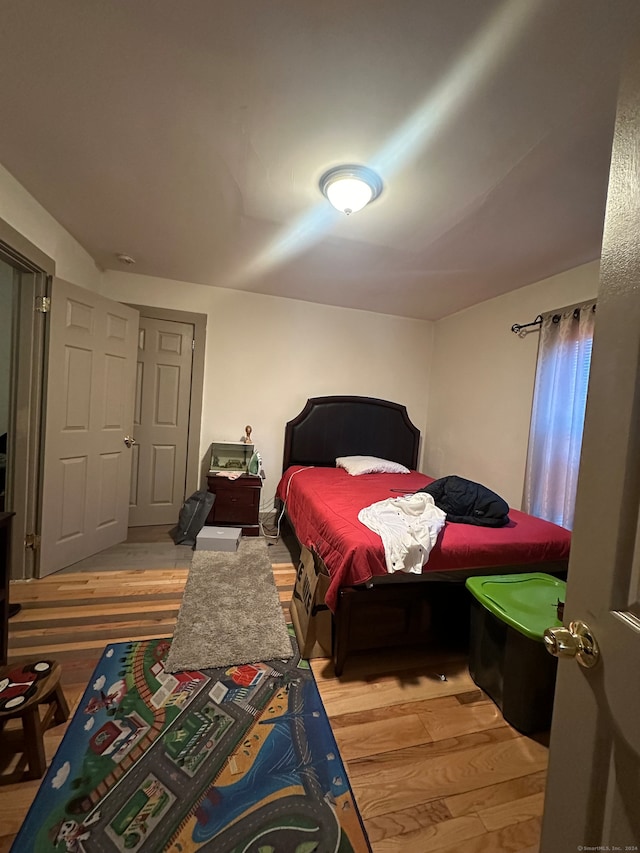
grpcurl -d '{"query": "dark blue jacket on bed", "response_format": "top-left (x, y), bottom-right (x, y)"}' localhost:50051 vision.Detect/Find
top-left (417, 475), bottom-right (510, 527)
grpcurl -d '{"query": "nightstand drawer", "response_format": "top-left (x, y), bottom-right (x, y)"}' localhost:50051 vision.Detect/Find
top-left (213, 487), bottom-right (258, 509)
top-left (215, 503), bottom-right (258, 525)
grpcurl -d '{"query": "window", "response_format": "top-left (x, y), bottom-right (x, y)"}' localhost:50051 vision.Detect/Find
top-left (523, 302), bottom-right (596, 529)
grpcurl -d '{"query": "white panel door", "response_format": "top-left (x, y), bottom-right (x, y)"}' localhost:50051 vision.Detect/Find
top-left (540, 35), bottom-right (640, 849)
top-left (39, 279), bottom-right (138, 576)
top-left (128, 316), bottom-right (193, 526)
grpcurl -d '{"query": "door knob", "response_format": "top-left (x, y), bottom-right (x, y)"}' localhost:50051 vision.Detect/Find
top-left (543, 620), bottom-right (600, 668)
top-left (123, 435), bottom-right (137, 448)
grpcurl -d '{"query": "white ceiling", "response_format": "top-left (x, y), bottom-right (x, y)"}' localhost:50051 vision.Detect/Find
top-left (0, 0), bottom-right (636, 320)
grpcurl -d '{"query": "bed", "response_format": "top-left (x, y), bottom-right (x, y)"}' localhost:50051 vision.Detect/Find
top-left (276, 395), bottom-right (571, 674)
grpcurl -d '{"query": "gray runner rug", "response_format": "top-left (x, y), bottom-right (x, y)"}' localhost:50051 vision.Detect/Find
top-left (164, 536), bottom-right (293, 672)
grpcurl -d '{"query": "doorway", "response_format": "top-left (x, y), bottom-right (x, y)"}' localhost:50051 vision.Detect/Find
top-left (0, 258), bottom-right (16, 513)
top-left (0, 220), bottom-right (207, 579)
top-left (0, 220), bottom-right (52, 582)
top-left (37, 294), bottom-right (206, 575)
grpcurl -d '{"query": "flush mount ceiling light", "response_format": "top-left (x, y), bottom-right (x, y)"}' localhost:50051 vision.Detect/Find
top-left (115, 253), bottom-right (136, 265)
top-left (319, 165), bottom-right (383, 215)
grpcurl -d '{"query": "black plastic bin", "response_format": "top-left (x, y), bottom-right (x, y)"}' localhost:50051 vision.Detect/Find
top-left (465, 572), bottom-right (566, 734)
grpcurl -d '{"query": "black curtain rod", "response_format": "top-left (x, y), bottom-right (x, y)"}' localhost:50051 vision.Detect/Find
top-left (511, 304), bottom-right (596, 335)
top-left (511, 314), bottom-right (542, 334)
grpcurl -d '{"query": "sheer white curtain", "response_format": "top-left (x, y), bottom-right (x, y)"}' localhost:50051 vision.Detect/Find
top-left (523, 301), bottom-right (596, 529)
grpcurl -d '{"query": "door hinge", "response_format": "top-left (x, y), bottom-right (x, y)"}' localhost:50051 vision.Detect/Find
top-left (35, 296), bottom-right (51, 314)
top-left (192, 339), bottom-right (195, 350)
top-left (25, 533), bottom-right (41, 550)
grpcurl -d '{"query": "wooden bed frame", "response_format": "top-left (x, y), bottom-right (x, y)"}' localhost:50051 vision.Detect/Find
top-left (281, 395), bottom-right (568, 675)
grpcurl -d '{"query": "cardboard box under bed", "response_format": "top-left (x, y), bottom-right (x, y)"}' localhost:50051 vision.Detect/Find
top-left (290, 545), bottom-right (332, 659)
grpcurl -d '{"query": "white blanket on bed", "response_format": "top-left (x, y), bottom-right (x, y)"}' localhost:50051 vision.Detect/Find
top-left (358, 492), bottom-right (446, 575)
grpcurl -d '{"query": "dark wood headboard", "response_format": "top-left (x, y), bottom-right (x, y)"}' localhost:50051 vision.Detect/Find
top-left (282, 396), bottom-right (420, 472)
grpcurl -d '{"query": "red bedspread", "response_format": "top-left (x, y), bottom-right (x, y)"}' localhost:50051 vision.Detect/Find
top-left (276, 466), bottom-right (571, 612)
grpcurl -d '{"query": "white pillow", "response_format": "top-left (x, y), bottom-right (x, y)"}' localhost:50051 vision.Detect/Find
top-left (336, 455), bottom-right (411, 476)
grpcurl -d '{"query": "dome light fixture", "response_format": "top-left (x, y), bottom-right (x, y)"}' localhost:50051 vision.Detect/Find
top-left (115, 253), bottom-right (136, 265)
top-left (319, 164), bottom-right (383, 215)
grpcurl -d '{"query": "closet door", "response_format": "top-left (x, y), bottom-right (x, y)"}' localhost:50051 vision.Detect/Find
top-left (128, 315), bottom-right (193, 526)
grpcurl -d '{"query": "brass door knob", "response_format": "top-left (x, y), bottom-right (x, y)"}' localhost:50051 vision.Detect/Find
top-left (543, 620), bottom-right (600, 668)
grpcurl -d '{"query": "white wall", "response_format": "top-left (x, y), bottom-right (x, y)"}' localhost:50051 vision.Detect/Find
top-left (0, 163), bottom-right (101, 289)
top-left (103, 270), bottom-right (434, 506)
top-left (426, 261), bottom-right (601, 508)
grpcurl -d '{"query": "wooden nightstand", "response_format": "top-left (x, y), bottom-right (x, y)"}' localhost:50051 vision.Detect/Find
top-left (205, 473), bottom-right (262, 536)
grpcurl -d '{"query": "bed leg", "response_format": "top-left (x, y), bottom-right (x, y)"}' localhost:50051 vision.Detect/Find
top-left (334, 588), bottom-right (354, 677)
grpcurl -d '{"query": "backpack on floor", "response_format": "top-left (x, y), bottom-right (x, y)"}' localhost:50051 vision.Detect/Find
top-left (169, 489), bottom-right (215, 546)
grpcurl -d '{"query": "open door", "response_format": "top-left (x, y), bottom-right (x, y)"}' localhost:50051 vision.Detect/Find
top-left (38, 279), bottom-right (139, 577)
top-left (540, 36), bottom-right (640, 849)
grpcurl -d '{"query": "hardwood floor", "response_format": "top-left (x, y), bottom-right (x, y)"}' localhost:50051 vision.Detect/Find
top-left (0, 530), bottom-right (545, 853)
